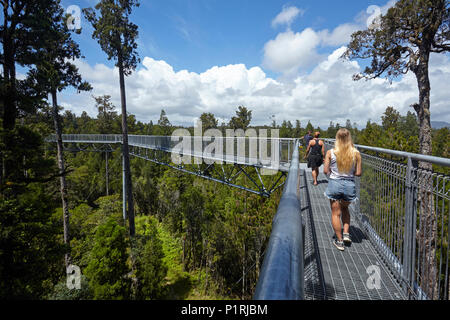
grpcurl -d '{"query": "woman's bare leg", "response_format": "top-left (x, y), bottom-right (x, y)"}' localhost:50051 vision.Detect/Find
top-left (330, 200), bottom-right (342, 241)
top-left (312, 168), bottom-right (318, 185)
top-left (341, 201), bottom-right (351, 234)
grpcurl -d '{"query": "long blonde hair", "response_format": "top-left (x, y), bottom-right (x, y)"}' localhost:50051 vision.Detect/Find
top-left (334, 128), bottom-right (358, 173)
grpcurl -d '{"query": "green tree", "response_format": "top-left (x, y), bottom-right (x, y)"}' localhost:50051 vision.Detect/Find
top-left (180, 185), bottom-right (206, 269)
top-left (327, 121), bottom-right (337, 138)
top-left (293, 120), bottom-right (302, 138)
top-left (279, 120), bottom-right (293, 138)
top-left (84, 0), bottom-right (141, 236)
top-left (432, 127), bottom-right (449, 159)
top-left (358, 120), bottom-right (384, 147)
top-left (77, 111), bottom-right (95, 133)
top-left (0, 0), bottom-right (60, 130)
top-left (0, 181), bottom-right (66, 299)
top-left (95, 95), bottom-right (118, 134)
top-left (229, 106), bottom-right (252, 130)
top-left (27, 1), bottom-right (92, 266)
top-left (62, 110), bottom-right (79, 133)
top-left (1, 0), bottom-right (63, 189)
top-left (305, 121), bottom-right (314, 134)
top-left (199, 112), bottom-right (218, 132)
top-left (345, 0), bottom-right (449, 159)
top-left (398, 111), bottom-right (419, 139)
top-left (47, 275), bottom-right (92, 300)
top-left (85, 217), bottom-right (131, 299)
top-left (154, 109), bottom-right (172, 135)
top-left (69, 194), bottom-right (124, 270)
top-left (0, 124), bottom-right (68, 298)
top-left (381, 106), bottom-right (401, 131)
top-left (133, 159), bottom-right (163, 215)
top-left (157, 168), bottom-right (189, 234)
top-left (345, 3), bottom-right (449, 297)
top-left (133, 216), bottom-right (167, 299)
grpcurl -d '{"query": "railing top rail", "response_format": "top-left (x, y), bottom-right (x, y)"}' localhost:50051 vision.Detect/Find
top-left (323, 138), bottom-right (450, 167)
top-left (52, 134), bottom-right (296, 141)
top-left (129, 135), bottom-right (297, 140)
top-left (253, 139), bottom-right (304, 300)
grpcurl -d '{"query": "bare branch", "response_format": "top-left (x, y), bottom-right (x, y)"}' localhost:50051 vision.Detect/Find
top-left (431, 40), bottom-right (450, 52)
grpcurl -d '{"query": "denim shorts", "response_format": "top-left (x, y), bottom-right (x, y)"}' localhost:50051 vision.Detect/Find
top-left (324, 178), bottom-right (357, 202)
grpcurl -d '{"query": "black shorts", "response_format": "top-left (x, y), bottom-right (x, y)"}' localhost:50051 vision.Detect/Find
top-left (307, 154), bottom-right (323, 169)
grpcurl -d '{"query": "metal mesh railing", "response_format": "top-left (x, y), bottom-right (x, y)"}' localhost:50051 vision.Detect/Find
top-left (128, 135), bottom-right (295, 166)
top-left (324, 139), bottom-right (450, 300)
top-left (46, 134), bottom-right (123, 143)
top-left (48, 134), bottom-right (296, 170)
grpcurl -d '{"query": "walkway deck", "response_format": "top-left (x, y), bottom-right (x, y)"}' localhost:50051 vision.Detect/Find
top-left (301, 168), bottom-right (406, 300)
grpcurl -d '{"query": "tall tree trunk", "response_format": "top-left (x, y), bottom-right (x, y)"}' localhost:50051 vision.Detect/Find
top-left (1, 156), bottom-right (5, 190)
top-left (1, 33), bottom-right (16, 189)
top-left (413, 49), bottom-right (438, 299)
top-left (255, 238), bottom-right (260, 283)
top-left (105, 151), bottom-right (109, 196)
top-left (2, 33), bottom-right (17, 131)
top-left (118, 52), bottom-right (135, 237)
top-left (204, 239), bottom-right (209, 294)
top-left (242, 243), bottom-right (245, 299)
top-left (182, 236), bottom-right (186, 271)
top-left (51, 89), bottom-right (71, 267)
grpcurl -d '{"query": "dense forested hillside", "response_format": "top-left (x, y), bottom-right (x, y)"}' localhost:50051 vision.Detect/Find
top-left (1, 0), bottom-right (448, 300)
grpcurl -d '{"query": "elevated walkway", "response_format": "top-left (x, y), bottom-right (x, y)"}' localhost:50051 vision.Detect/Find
top-left (301, 168), bottom-right (406, 300)
top-left (47, 134), bottom-right (296, 196)
top-left (48, 134), bottom-right (449, 300)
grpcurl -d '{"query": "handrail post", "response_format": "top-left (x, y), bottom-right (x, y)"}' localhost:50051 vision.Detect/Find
top-left (288, 141), bottom-right (291, 163)
top-left (402, 156), bottom-right (417, 298)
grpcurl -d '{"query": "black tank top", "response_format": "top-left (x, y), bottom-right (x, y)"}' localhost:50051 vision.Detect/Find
top-left (310, 139), bottom-right (322, 155)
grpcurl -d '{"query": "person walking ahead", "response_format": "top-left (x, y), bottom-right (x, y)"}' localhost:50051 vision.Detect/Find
top-left (323, 128), bottom-right (362, 251)
top-left (305, 132), bottom-right (324, 186)
top-left (303, 131), bottom-right (313, 147)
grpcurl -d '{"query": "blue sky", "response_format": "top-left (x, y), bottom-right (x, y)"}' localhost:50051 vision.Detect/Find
top-left (67, 0), bottom-right (388, 75)
top-left (29, 1), bottom-right (450, 127)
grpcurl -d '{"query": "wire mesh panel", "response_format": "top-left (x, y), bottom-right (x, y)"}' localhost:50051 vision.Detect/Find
top-left (323, 139), bottom-right (449, 300)
top-left (359, 153), bottom-right (407, 277)
top-left (54, 134), bottom-right (296, 171)
top-left (414, 168), bottom-right (449, 300)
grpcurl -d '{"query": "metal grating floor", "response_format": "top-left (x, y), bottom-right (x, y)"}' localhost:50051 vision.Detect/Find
top-left (301, 169), bottom-right (406, 300)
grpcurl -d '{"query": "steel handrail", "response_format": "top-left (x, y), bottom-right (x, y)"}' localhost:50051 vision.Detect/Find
top-left (323, 138), bottom-right (450, 167)
top-left (253, 139), bottom-right (304, 300)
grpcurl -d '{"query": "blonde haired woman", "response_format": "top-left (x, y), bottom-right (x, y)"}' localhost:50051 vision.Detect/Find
top-left (323, 128), bottom-right (362, 251)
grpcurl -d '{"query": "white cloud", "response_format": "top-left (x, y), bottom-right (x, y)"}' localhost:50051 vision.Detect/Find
top-left (261, 24), bottom-right (358, 75)
top-left (318, 23), bottom-right (360, 47)
top-left (263, 1), bottom-right (399, 76)
top-left (62, 51), bottom-right (450, 130)
top-left (263, 28), bottom-right (322, 75)
top-left (271, 6), bottom-right (304, 28)
top-left (263, 20), bottom-right (362, 75)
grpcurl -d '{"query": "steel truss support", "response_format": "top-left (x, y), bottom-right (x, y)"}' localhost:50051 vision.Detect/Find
top-left (53, 142), bottom-right (286, 197)
top-left (129, 146), bottom-right (286, 197)
top-left (58, 143), bottom-right (116, 153)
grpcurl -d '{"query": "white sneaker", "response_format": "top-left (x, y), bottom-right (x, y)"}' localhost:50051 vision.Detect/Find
top-left (333, 239), bottom-right (345, 251)
top-left (343, 233), bottom-right (352, 244)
